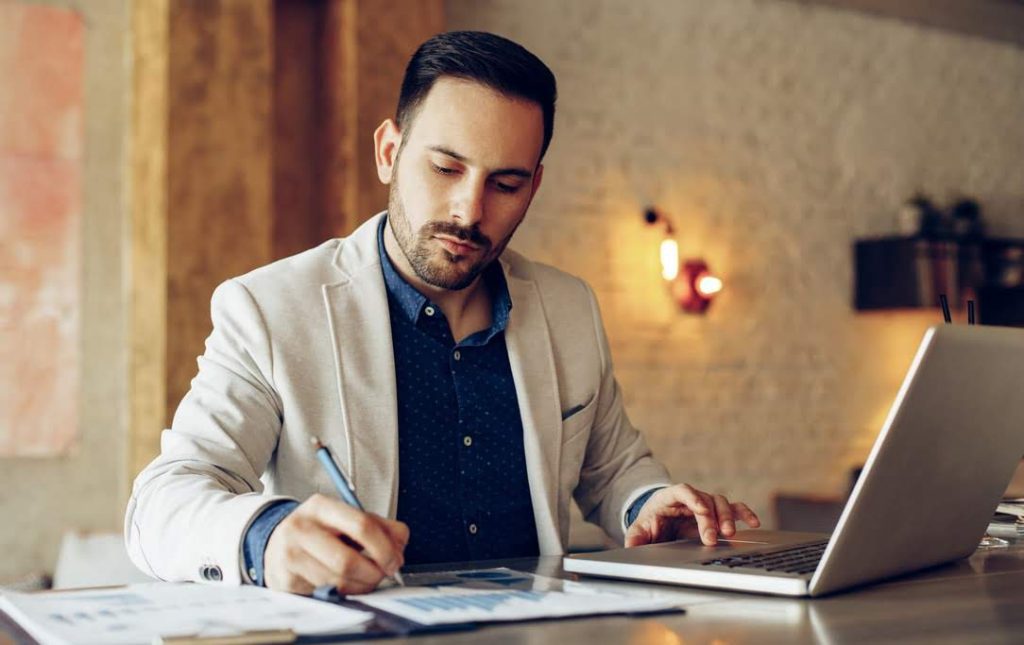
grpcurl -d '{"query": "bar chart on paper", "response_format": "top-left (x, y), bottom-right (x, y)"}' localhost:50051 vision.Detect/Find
top-left (354, 569), bottom-right (679, 626)
top-left (397, 589), bottom-right (545, 612)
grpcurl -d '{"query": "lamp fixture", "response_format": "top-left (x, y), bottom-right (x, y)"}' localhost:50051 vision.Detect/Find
top-left (644, 207), bottom-right (722, 314)
top-left (660, 238), bottom-right (679, 281)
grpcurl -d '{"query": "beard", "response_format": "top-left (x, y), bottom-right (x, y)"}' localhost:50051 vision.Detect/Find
top-left (386, 170), bottom-right (522, 291)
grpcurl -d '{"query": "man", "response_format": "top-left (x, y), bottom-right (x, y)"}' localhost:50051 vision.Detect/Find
top-left (125, 31), bottom-right (759, 596)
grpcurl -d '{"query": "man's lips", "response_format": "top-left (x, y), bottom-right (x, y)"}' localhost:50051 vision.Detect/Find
top-left (434, 235), bottom-right (481, 255)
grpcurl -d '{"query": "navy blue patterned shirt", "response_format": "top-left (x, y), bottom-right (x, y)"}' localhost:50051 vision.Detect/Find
top-left (377, 217), bottom-right (539, 564)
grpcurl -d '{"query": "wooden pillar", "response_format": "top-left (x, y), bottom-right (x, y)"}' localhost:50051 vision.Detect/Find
top-left (130, 0), bottom-right (170, 478)
top-left (272, 0), bottom-right (321, 258)
top-left (129, 0), bottom-right (443, 478)
top-left (346, 0), bottom-right (445, 228)
top-left (130, 0), bottom-right (275, 476)
top-left (274, 0), bottom-right (445, 253)
top-left (164, 0), bottom-right (275, 430)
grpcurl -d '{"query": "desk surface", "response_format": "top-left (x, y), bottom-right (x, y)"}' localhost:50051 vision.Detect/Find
top-left (3, 539), bottom-right (1023, 644)
top-left (399, 539), bottom-right (1024, 645)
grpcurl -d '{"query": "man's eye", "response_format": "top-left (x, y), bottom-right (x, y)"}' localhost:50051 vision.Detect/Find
top-left (431, 164), bottom-right (456, 175)
top-left (495, 182), bottom-right (521, 194)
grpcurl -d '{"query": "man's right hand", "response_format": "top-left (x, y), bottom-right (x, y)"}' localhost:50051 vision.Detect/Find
top-left (263, 493), bottom-right (409, 595)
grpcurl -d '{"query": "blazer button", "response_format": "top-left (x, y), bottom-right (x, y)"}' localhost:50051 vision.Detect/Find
top-left (199, 565), bottom-right (210, 580)
top-left (208, 565), bottom-right (223, 581)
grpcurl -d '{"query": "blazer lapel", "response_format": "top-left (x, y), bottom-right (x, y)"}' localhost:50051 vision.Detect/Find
top-left (504, 267), bottom-right (564, 554)
top-left (322, 214), bottom-right (400, 517)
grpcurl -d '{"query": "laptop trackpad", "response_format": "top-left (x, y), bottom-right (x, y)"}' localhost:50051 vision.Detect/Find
top-left (608, 530), bottom-right (828, 566)
top-left (653, 538), bottom-right (773, 563)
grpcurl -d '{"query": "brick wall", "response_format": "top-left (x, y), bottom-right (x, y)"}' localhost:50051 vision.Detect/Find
top-left (447, 0), bottom-right (1024, 533)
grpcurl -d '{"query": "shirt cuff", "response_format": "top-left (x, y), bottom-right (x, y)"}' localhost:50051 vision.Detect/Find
top-left (242, 500), bottom-right (300, 586)
top-left (625, 487), bottom-right (665, 530)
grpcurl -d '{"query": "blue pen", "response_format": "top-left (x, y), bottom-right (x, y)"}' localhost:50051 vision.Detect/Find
top-left (309, 436), bottom-right (406, 589)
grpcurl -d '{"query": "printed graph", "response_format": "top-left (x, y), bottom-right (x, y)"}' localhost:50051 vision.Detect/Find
top-left (395, 590), bottom-right (545, 613)
top-left (358, 569), bottom-right (679, 626)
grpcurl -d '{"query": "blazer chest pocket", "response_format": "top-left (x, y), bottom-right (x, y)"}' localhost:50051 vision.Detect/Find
top-left (560, 393), bottom-right (596, 446)
top-left (560, 394), bottom-right (596, 493)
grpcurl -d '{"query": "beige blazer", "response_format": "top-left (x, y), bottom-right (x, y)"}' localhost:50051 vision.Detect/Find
top-left (124, 212), bottom-right (671, 584)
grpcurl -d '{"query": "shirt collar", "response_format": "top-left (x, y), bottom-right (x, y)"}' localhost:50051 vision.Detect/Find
top-left (376, 215), bottom-right (513, 338)
top-left (378, 216), bottom-right (427, 324)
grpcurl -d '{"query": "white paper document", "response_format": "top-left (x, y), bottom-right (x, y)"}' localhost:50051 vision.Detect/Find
top-left (354, 567), bottom-right (681, 626)
top-left (0, 582), bottom-right (373, 644)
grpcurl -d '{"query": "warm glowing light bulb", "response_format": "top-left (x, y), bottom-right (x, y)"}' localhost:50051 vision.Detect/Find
top-left (660, 238), bottom-right (679, 281)
top-left (696, 273), bottom-right (723, 296)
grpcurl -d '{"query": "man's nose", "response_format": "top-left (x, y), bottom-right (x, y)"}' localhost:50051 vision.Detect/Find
top-left (451, 176), bottom-right (486, 226)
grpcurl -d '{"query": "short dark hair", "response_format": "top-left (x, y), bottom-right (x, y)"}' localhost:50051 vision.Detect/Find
top-left (396, 31), bottom-right (557, 161)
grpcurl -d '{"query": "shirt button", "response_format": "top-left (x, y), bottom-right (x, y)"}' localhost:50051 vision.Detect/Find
top-left (468, 523), bottom-right (478, 535)
top-left (453, 350), bottom-right (461, 361)
top-left (463, 435), bottom-right (473, 447)
top-left (424, 306), bottom-right (435, 316)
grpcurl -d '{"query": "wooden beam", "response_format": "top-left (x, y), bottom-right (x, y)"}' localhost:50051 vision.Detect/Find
top-left (164, 0), bottom-right (275, 431)
top-left (129, 0), bottom-right (443, 480)
top-left (316, 0), bottom-right (445, 239)
top-left (130, 0), bottom-right (275, 476)
top-left (273, 0), bottom-right (444, 244)
top-left (272, 0), bottom-right (321, 259)
top-left (129, 0), bottom-right (169, 478)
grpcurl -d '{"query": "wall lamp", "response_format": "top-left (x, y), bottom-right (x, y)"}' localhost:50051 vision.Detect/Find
top-left (644, 207), bottom-right (723, 314)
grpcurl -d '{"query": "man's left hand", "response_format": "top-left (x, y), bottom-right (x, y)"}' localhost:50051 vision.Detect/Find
top-left (625, 484), bottom-right (760, 547)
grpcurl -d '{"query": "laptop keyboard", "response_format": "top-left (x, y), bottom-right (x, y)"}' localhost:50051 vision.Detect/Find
top-left (700, 540), bottom-right (830, 576)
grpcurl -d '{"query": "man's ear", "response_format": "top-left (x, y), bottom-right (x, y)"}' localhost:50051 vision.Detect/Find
top-left (373, 118), bottom-right (402, 184)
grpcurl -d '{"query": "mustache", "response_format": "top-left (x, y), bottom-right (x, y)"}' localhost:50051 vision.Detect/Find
top-left (421, 221), bottom-right (491, 249)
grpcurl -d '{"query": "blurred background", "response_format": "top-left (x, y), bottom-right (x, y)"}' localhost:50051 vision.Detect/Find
top-left (2, 0), bottom-right (1023, 586)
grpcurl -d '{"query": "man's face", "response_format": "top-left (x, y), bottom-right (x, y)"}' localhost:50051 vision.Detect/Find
top-left (375, 78), bottom-right (545, 291)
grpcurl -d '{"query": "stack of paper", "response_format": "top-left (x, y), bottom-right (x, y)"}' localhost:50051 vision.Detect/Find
top-left (989, 499), bottom-right (1024, 539)
top-left (0, 582), bottom-right (373, 644)
top-left (996, 500), bottom-right (1024, 517)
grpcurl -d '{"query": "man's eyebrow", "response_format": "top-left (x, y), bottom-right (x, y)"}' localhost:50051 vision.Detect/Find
top-left (428, 145), bottom-right (533, 179)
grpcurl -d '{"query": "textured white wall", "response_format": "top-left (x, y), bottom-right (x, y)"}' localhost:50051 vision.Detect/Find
top-left (447, 0), bottom-right (1024, 529)
top-left (0, 0), bottom-right (130, 581)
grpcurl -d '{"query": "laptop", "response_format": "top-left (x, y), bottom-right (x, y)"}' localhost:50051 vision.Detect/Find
top-left (564, 324), bottom-right (1024, 597)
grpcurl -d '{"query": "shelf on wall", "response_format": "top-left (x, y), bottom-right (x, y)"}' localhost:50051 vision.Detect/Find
top-left (853, 235), bottom-right (1024, 326)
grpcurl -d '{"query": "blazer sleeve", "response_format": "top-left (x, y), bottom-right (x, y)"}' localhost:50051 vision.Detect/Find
top-left (124, 279), bottom-right (297, 585)
top-left (572, 282), bottom-right (673, 544)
